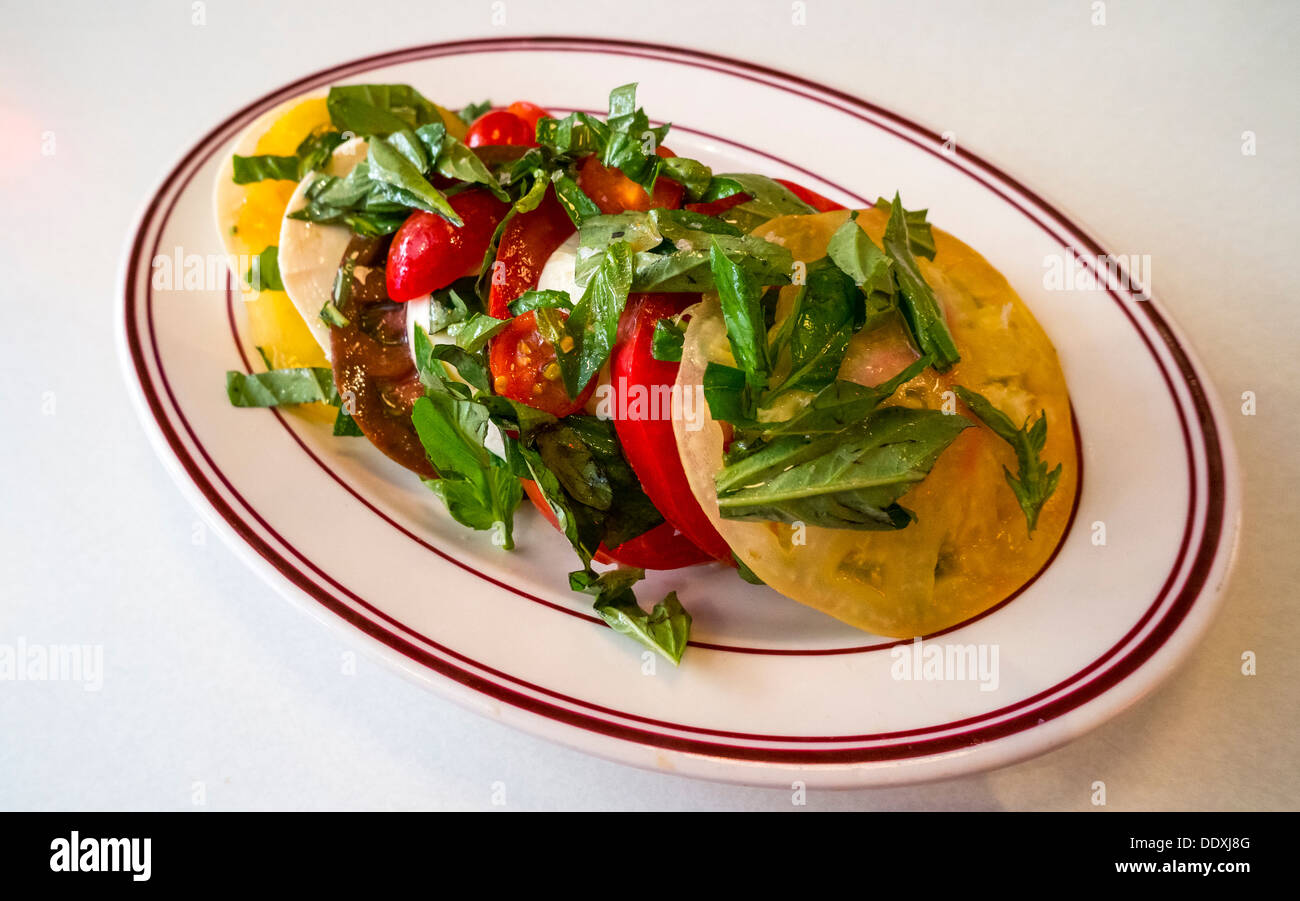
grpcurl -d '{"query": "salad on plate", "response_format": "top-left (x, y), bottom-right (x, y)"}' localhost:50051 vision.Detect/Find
top-left (214, 82), bottom-right (1076, 665)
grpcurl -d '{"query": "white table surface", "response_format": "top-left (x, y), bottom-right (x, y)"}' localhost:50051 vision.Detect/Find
top-left (2, 0), bottom-right (1296, 811)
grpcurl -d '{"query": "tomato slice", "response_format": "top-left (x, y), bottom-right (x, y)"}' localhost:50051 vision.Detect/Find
top-left (521, 481), bottom-right (713, 569)
top-left (685, 177), bottom-right (846, 217)
top-left (578, 145), bottom-right (684, 214)
top-left (487, 192), bottom-right (593, 416)
top-left (386, 189), bottom-right (509, 301)
top-left (610, 294), bottom-right (733, 562)
top-left (465, 109), bottom-right (535, 148)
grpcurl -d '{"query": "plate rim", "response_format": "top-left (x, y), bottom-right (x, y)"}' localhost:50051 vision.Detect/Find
top-left (116, 35), bottom-right (1241, 788)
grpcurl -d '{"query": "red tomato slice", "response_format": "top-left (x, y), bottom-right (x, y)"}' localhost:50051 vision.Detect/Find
top-left (610, 294), bottom-right (733, 562)
top-left (386, 189), bottom-right (509, 302)
top-left (521, 481), bottom-right (713, 569)
top-left (685, 177), bottom-right (846, 217)
top-left (486, 192), bottom-right (593, 417)
top-left (578, 145), bottom-right (684, 214)
top-left (465, 109), bottom-right (535, 148)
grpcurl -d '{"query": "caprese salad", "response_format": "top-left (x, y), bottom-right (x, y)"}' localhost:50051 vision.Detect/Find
top-left (216, 83), bottom-right (1076, 664)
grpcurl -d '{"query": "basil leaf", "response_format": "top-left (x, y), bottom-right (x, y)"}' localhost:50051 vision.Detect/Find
top-left (332, 407), bottom-right (364, 436)
top-left (651, 318), bottom-right (685, 362)
top-left (326, 84), bottom-right (442, 137)
top-left (732, 554), bottom-right (765, 585)
top-left (536, 111), bottom-right (607, 156)
top-left (225, 367), bottom-right (337, 407)
top-left (435, 134), bottom-right (509, 201)
top-left (763, 258), bottom-right (858, 401)
top-left (244, 246), bottom-right (285, 292)
top-left (571, 568), bottom-right (692, 665)
top-left (707, 173), bottom-right (815, 231)
top-left (552, 173), bottom-right (603, 227)
top-left (451, 313), bottom-right (510, 352)
top-left (430, 344), bottom-right (491, 394)
top-left (953, 386), bottom-right (1062, 533)
top-left (557, 242), bottom-right (633, 398)
top-left (428, 278), bottom-right (481, 333)
top-left (708, 241), bottom-right (769, 393)
top-left (231, 154), bottom-right (299, 184)
top-left (367, 131), bottom-right (461, 224)
top-left (520, 416), bottom-right (663, 563)
top-left (508, 289), bottom-right (573, 315)
top-left (881, 193), bottom-right (960, 370)
top-left (827, 210), bottom-right (892, 295)
top-left (763, 356), bottom-right (931, 438)
top-left (874, 195), bottom-right (936, 260)
top-left (714, 407), bottom-right (971, 530)
top-left (517, 443), bottom-right (604, 569)
top-left (458, 99), bottom-right (492, 125)
top-left (701, 362), bottom-right (754, 425)
top-left (512, 170), bottom-right (549, 213)
top-left (411, 393), bottom-right (522, 549)
top-left (475, 207), bottom-right (516, 306)
top-left (412, 325), bottom-right (456, 394)
top-left (535, 423), bottom-right (613, 510)
top-left (659, 156), bottom-right (713, 202)
top-left (231, 130), bottom-right (346, 184)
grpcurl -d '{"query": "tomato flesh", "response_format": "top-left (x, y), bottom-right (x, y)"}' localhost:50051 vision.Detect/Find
top-left (487, 192), bottom-right (592, 417)
top-left (386, 189), bottom-right (509, 302)
top-left (505, 101), bottom-right (550, 136)
top-left (578, 145), bottom-right (684, 214)
top-left (610, 294), bottom-right (733, 562)
top-left (465, 109), bottom-right (535, 148)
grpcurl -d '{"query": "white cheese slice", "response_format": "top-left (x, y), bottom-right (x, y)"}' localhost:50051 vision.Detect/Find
top-left (276, 136), bottom-right (370, 361)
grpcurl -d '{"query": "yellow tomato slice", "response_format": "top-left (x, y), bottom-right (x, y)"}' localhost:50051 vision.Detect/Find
top-left (673, 209), bottom-right (1077, 638)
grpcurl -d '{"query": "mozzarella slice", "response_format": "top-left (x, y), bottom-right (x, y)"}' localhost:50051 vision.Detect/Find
top-left (536, 231), bottom-right (581, 293)
top-left (276, 137), bottom-right (370, 361)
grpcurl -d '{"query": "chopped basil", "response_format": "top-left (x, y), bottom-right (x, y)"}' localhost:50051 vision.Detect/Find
top-left (880, 193), bottom-right (960, 369)
top-left (244, 246), bottom-right (284, 292)
top-left (714, 407), bottom-right (972, 530)
top-left (458, 99), bottom-right (492, 125)
top-left (508, 289), bottom-right (573, 316)
top-left (708, 241), bottom-right (769, 394)
top-left (651, 317), bottom-right (685, 362)
top-left (570, 568), bottom-right (692, 665)
top-left (411, 393), bottom-right (523, 549)
top-left (954, 386), bottom-right (1062, 533)
top-left (326, 83), bottom-right (443, 137)
top-left (332, 407), bottom-right (364, 437)
top-left (225, 367), bottom-right (337, 407)
top-left (555, 241), bottom-right (634, 399)
top-left (451, 313), bottom-right (511, 353)
top-left (231, 130), bottom-right (346, 184)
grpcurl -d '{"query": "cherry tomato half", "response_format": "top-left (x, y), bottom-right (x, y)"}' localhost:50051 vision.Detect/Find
top-left (386, 189), bottom-right (509, 302)
top-left (505, 101), bottom-right (550, 135)
top-left (465, 109), bottom-right (535, 148)
top-left (610, 294), bottom-right (733, 562)
top-left (578, 145), bottom-right (684, 214)
top-left (487, 192), bottom-right (592, 417)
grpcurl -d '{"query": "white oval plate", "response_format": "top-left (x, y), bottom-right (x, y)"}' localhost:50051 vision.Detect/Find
top-left (117, 37), bottom-right (1240, 788)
